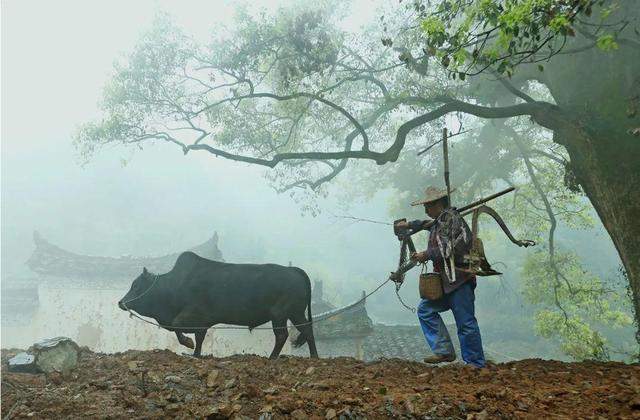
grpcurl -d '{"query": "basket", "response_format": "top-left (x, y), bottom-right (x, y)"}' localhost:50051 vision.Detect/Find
top-left (419, 272), bottom-right (443, 300)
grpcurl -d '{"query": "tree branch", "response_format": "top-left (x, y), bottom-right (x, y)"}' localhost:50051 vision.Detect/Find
top-left (194, 91), bottom-right (371, 151)
top-left (181, 99), bottom-right (558, 172)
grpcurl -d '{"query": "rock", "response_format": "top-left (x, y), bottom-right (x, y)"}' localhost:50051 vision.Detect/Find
top-left (311, 381), bottom-right (330, 390)
top-left (147, 371), bottom-right (161, 383)
top-left (467, 410), bottom-right (489, 420)
top-left (263, 386), bottom-right (279, 395)
top-left (30, 337), bottom-right (80, 373)
top-left (8, 352), bottom-right (38, 373)
top-left (224, 377), bottom-right (237, 389)
top-left (165, 403), bottom-right (181, 412)
top-left (246, 384), bottom-right (263, 398)
top-left (48, 371), bottom-right (64, 385)
top-left (404, 398), bottom-right (415, 415)
top-left (208, 403), bottom-right (233, 418)
top-left (259, 405), bottom-right (273, 414)
top-left (206, 369), bottom-right (221, 387)
top-left (290, 409), bottom-right (307, 419)
top-left (305, 366), bottom-right (315, 375)
top-left (325, 408), bottom-right (337, 419)
top-left (165, 375), bottom-right (182, 384)
top-left (128, 361), bottom-right (140, 371)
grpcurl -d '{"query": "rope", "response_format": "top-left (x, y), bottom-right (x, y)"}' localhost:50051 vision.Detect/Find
top-left (124, 276), bottom-right (393, 331)
top-left (393, 234), bottom-right (417, 313)
top-left (394, 285), bottom-right (416, 313)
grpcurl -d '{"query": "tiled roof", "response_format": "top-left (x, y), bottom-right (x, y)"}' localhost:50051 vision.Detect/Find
top-left (363, 324), bottom-right (436, 361)
top-left (25, 231), bottom-right (224, 280)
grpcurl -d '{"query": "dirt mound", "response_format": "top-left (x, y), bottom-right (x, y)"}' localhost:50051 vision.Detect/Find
top-left (2, 348), bottom-right (639, 419)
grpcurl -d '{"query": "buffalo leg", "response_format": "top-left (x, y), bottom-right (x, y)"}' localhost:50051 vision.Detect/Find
top-left (175, 332), bottom-right (194, 349)
top-left (290, 313), bottom-right (319, 358)
top-left (193, 330), bottom-right (207, 357)
top-left (269, 319), bottom-right (288, 360)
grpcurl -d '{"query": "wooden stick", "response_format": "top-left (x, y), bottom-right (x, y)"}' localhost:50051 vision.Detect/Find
top-left (443, 127), bottom-right (451, 199)
top-left (458, 186), bottom-right (516, 214)
top-left (414, 187), bottom-right (517, 233)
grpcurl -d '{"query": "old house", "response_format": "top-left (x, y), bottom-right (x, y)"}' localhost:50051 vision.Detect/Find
top-left (290, 280), bottom-right (438, 362)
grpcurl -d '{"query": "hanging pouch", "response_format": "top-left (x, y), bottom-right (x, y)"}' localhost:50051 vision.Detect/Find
top-left (419, 264), bottom-right (443, 300)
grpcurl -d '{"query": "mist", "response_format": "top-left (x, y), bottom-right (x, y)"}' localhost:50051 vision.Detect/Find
top-left (2, 0), bottom-right (636, 363)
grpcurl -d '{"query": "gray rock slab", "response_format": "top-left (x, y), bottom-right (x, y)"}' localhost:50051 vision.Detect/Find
top-left (30, 337), bottom-right (80, 373)
top-left (8, 352), bottom-right (38, 373)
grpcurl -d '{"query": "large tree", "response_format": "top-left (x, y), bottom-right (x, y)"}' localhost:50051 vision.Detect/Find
top-left (76, 1), bottom-right (640, 343)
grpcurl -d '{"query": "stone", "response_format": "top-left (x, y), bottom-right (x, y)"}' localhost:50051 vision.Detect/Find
top-left (311, 381), bottom-right (330, 390)
top-left (477, 410), bottom-right (489, 420)
top-left (8, 352), bottom-right (38, 373)
top-left (404, 398), bottom-right (415, 415)
top-left (305, 366), bottom-right (315, 375)
top-left (224, 377), bottom-right (237, 389)
top-left (206, 369), bottom-right (221, 387)
top-left (467, 410), bottom-right (489, 420)
top-left (246, 384), bottom-right (263, 398)
top-left (263, 386), bottom-right (279, 395)
top-left (325, 408), bottom-right (337, 419)
top-left (165, 375), bottom-right (182, 384)
top-left (30, 337), bottom-right (80, 374)
top-left (290, 409), bottom-right (307, 419)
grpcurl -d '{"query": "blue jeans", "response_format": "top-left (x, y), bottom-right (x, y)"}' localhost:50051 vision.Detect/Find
top-left (417, 281), bottom-right (485, 368)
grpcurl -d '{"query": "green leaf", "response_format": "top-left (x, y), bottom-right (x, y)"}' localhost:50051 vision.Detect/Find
top-left (596, 34), bottom-right (619, 51)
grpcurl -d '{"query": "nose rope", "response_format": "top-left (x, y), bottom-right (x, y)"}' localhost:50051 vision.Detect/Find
top-left (121, 274), bottom-right (160, 307)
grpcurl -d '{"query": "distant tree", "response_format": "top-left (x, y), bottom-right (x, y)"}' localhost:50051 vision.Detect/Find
top-left (75, 0), bottom-right (640, 350)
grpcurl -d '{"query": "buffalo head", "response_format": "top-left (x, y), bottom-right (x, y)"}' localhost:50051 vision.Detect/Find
top-left (118, 267), bottom-right (155, 313)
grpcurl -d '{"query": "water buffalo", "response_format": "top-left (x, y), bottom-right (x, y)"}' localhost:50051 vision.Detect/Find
top-left (118, 251), bottom-right (318, 359)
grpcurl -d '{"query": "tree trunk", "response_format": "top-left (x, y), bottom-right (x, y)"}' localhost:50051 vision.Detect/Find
top-left (557, 124), bottom-right (640, 345)
top-left (532, 1), bottom-right (640, 345)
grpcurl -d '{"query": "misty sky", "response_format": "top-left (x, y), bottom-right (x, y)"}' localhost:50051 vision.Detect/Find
top-left (1, 0), bottom-right (397, 308)
top-left (2, 1), bottom-right (632, 360)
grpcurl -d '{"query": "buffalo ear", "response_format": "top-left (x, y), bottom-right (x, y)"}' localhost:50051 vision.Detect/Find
top-left (143, 267), bottom-right (148, 274)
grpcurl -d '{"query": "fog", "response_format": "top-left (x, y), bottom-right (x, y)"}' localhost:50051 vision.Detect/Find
top-left (2, 0), bottom-right (635, 362)
top-left (1, 0), bottom-right (404, 357)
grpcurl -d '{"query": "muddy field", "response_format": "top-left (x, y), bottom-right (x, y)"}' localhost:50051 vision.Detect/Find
top-left (2, 348), bottom-right (639, 419)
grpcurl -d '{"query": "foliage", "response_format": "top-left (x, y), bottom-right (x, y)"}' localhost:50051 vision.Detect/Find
top-left (404, 0), bottom-right (628, 77)
top-left (523, 250), bottom-right (631, 360)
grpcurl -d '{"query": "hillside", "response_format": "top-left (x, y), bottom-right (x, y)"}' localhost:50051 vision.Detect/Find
top-left (2, 349), bottom-right (639, 419)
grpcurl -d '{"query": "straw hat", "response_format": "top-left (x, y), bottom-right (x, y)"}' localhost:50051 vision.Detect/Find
top-left (410, 186), bottom-right (454, 206)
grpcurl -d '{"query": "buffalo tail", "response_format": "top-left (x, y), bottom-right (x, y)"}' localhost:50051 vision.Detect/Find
top-left (292, 267), bottom-right (312, 348)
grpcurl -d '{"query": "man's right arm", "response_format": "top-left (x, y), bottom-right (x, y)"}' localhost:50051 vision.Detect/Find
top-left (407, 219), bottom-right (426, 232)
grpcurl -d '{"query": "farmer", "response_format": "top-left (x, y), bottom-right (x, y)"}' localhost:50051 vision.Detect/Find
top-left (395, 186), bottom-right (486, 368)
